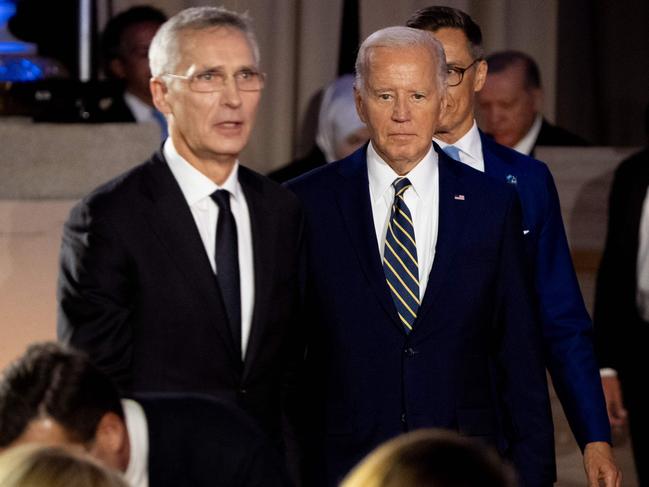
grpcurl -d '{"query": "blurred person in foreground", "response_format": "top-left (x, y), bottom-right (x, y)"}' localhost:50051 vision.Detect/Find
top-left (477, 50), bottom-right (589, 156)
top-left (287, 25), bottom-right (553, 487)
top-left (0, 444), bottom-right (128, 487)
top-left (340, 429), bottom-right (515, 487)
top-left (0, 342), bottom-right (289, 487)
top-left (406, 6), bottom-right (619, 487)
top-left (270, 74), bottom-right (369, 182)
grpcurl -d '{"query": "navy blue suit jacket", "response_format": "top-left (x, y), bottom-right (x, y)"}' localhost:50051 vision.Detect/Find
top-left (480, 133), bottom-right (610, 447)
top-left (287, 146), bottom-right (555, 487)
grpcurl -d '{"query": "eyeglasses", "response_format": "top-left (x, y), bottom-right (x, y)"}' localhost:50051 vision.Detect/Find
top-left (164, 68), bottom-right (265, 93)
top-left (446, 59), bottom-right (481, 87)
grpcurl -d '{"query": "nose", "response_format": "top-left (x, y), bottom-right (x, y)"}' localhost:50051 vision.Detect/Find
top-left (391, 95), bottom-right (411, 122)
top-left (220, 77), bottom-right (242, 108)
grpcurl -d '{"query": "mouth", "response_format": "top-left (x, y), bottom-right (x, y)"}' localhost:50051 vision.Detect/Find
top-left (214, 121), bottom-right (244, 133)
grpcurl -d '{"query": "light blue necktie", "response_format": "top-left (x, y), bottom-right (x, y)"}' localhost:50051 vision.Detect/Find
top-left (443, 145), bottom-right (461, 161)
top-left (383, 177), bottom-right (420, 333)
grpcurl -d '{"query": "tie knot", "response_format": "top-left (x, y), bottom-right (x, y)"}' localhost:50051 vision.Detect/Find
top-left (393, 177), bottom-right (412, 195)
top-left (210, 189), bottom-right (231, 211)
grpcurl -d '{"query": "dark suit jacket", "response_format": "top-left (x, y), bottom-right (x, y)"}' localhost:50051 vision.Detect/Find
top-left (481, 133), bottom-right (610, 448)
top-left (533, 118), bottom-right (590, 155)
top-left (287, 146), bottom-right (555, 487)
top-left (136, 394), bottom-right (290, 487)
top-left (57, 150), bottom-right (305, 445)
top-left (269, 146), bottom-right (327, 183)
top-left (594, 149), bottom-right (649, 382)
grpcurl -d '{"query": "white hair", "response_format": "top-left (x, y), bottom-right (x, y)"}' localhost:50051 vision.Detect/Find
top-left (355, 26), bottom-right (447, 94)
top-left (149, 6), bottom-right (260, 77)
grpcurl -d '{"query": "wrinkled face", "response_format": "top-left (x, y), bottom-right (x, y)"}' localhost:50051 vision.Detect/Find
top-left (432, 28), bottom-right (487, 142)
top-left (355, 45), bottom-right (444, 173)
top-left (152, 26), bottom-right (261, 167)
top-left (476, 63), bottom-right (541, 147)
top-left (113, 21), bottom-right (161, 104)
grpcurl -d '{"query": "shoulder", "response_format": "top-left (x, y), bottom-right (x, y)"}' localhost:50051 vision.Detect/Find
top-left (239, 165), bottom-right (303, 216)
top-left (615, 149), bottom-right (649, 179)
top-left (537, 119), bottom-right (590, 146)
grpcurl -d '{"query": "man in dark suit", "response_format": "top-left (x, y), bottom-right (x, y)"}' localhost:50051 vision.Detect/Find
top-left (57, 6), bottom-right (304, 453)
top-left (476, 50), bottom-right (589, 156)
top-left (99, 6), bottom-right (167, 132)
top-left (0, 342), bottom-right (289, 487)
top-left (287, 25), bottom-right (554, 487)
top-left (405, 7), bottom-right (619, 487)
top-left (594, 135), bottom-right (649, 485)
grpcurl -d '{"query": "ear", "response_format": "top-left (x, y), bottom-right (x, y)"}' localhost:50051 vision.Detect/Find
top-left (354, 86), bottom-right (367, 124)
top-left (109, 58), bottom-right (127, 80)
top-left (150, 77), bottom-right (171, 115)
top-left (90, 412), bottom-right (129, 472)
top-left (473, 59), bottom-right (488, 92)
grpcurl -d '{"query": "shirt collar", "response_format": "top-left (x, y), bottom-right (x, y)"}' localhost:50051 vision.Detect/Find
top-left (367, 141), bottom-right (438, 204)
top-left (163, 138), bottom-right (241, 206)
top-left (434, 120), bottom-right (484, 170)
top-left (122, 399), bottom-right (149, 487)
top-left (513, 113), bottom-right (543, 155)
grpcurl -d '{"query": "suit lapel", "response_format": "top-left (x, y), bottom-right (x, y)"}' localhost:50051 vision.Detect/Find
top-left (334, 149), bottom-right (403, 329)
top-left (414, 148), bottom-right (470, 329)
top-left (237, 167), bottom-right (273, 379)
top-left (481, 131), bottom-right (511, 182)
top-left (140, 152), bottom-right (240, 364)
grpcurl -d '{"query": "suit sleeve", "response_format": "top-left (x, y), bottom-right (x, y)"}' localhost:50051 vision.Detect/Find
top-left (533, 167), bottom-right (610, 447)
top-left (495, 190), bottom-right (556, 487)
top-left (57, 200), bottom-right (134, 390)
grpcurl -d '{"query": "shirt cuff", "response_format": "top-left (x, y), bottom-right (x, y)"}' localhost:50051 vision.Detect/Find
top-left (599, 368), bottom-right (618, 377)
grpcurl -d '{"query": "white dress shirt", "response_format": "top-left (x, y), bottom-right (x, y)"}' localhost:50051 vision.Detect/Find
top-left (434, 121), bottom-right (485, 172)
top-left (122, 399), bottom-right (149, 487)
top-left (513, 113), bottom-right (543, 156)
top-left (367, 142), bottom-right (439, 299)
top-left (636, 186), bottom-right (649, 322)
top-left (164, 139), bottom-right (255, 358)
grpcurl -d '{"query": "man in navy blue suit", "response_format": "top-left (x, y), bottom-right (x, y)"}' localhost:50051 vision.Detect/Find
top-left (288, 26), bottom-right (554, 487)
top-left (406, 6), bottom-right (619, 487)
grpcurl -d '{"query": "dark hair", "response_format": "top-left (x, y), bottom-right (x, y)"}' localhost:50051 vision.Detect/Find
top-left (101, 5), bottom-right (167, 65)
top-left (0, 342), bottom-right (124, 447)
top-left (406, 6), bottom-right (483, 59)
top-left (486, 50), bottom-right (541, 90)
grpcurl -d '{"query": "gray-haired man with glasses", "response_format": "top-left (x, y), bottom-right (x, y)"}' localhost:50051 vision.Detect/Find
top-left (57, 7), bottom-right (304, 477)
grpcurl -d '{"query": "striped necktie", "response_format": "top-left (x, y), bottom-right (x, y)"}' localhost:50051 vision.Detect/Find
top-left (383, 177), bottom-right (420, 333)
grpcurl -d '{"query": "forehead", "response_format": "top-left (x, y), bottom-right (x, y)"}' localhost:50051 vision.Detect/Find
top-left (10, 418), bottom-right (76, 448)
top-left (365, 45), bottom-right (437, 88)
top-left (176, 26), bottom-right (255, 70)
top-left (431, 27), bottom-right (472, 62)
top-left (486, 64), bottom-right (527, 93)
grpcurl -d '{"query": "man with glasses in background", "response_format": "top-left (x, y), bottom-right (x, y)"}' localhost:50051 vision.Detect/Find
top-left (57, 7), bottom-right (305, 469)
top-left (406, 6), bottom-right (620, 487)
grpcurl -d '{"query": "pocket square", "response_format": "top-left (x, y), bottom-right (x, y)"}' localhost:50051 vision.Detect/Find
top-left (523, 229), bottom-right (530, 235)
top-left (454, 194), bottom-right (465, 201)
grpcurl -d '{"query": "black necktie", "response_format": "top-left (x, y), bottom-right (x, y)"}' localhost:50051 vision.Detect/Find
top-left (211, 190), bottom-right (241, 354)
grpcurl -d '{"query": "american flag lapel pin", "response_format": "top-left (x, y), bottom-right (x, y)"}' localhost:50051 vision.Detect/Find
top-left (454, 194), bottom-right (465, 201)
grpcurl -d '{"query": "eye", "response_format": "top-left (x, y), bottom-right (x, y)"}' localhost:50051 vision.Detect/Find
top-left (378, 93), bottom-right (392, 101)
top-left (195, 71), bottom-right (215, 81)
top-left (236, 69), bottom-right (256, 80)
top-left (412, 93), bottom-right (426, 101)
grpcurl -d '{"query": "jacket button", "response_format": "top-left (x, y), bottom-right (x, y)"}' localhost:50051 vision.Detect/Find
top-left (239, 388), bottom-right (247, 395)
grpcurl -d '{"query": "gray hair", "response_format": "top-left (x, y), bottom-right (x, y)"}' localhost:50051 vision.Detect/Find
top-left (355, 26), bottom-right (447, 95)
top-left (149, 6), bottom-right (260, 77)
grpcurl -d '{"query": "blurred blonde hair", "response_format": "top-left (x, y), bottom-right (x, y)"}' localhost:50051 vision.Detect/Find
top-left (0, 444), bottom-right (128, 487)
top-left (340, 429), bottom-right (516, 487)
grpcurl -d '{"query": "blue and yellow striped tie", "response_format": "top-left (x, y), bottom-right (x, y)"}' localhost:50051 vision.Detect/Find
top-left (383, 177), bottom-right (420, 333)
